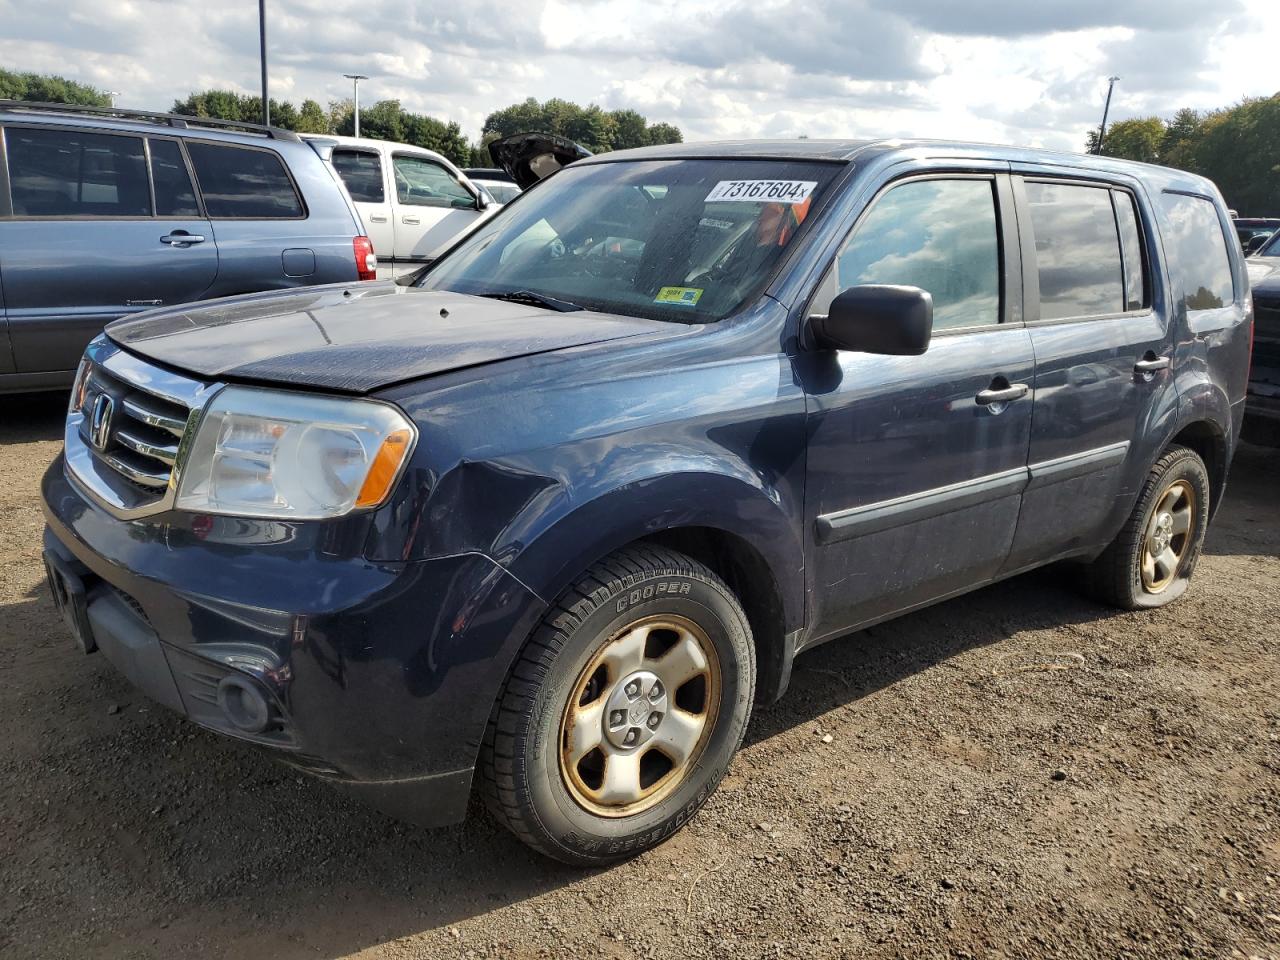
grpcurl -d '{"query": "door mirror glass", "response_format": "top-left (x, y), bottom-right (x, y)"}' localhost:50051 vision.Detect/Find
top-left (808, 284), bottom-right (933, 355)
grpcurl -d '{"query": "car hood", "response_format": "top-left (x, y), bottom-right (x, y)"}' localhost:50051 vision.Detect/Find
top-left (105, 283), bottom-right (676, 394)
top-left (488, 132), bottom-right (592, 190)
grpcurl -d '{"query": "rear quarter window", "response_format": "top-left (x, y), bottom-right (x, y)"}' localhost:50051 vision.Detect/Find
top-left (186, 142), bottom-right (304, 219)
top-left (332, 149), bottom-right (385, 203)
top-left (1158, 193), bottom-right (1235, 310)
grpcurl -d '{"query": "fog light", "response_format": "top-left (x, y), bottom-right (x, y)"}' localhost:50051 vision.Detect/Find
top-left (216, 675), bottom-right (271, 734)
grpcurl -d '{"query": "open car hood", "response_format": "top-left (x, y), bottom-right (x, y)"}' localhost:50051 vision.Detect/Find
top-left (488, 132), bottom-right (592, 190)
top-left (105, 283), bottom-right (673, 394)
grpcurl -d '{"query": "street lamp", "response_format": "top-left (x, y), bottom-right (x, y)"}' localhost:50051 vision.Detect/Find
top-left (107, 91), bottom-right (120, 108)
top-left (259, 0), bottom-right (270, 126)
top-left (344, 74), bottom-right (369, 137)
top-left (1095, 76), bottom-right (1120, 155)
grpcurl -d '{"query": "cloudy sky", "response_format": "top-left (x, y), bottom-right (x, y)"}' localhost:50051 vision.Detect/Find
top-left (3, 0), bottom-right (1277, 150)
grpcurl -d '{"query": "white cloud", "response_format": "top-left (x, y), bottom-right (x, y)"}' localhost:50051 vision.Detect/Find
top-left (1, 0), bottom-right (1276, 152)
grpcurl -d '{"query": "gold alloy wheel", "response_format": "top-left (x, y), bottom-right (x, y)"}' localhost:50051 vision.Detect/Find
top-left (559, 615), bottom-right (721, 818)
top-left (1142, 478), bottom-right (1196, 593)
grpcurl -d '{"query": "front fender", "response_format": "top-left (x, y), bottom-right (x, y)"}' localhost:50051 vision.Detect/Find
top-left (503, 466), bottom-right (806, 634)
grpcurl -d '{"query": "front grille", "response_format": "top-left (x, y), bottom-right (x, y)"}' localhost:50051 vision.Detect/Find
top-left (80, 366), bottom-right (189, 499)
top-left (64, 340), bottom-right (216, 520)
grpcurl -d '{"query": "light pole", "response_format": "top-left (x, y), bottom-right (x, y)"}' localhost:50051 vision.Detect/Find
top-left (1095, 75), bottom-right (1120, 155)
top-left (344, 74), bottom-right (368, 137)
top-left (259, 0), bottom-right (270, 126)
top-left (107, 91), bottom-right (120, 108)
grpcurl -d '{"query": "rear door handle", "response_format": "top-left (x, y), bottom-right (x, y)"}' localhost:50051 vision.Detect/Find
top-left (976, 383), bottom-right (1029, 405)
top-left (1134, 356), bottom-right (1170, 373)
top-left (369, 215), bottom-right (389, 223)
top-left (160, 232), bottom-right (205, 246)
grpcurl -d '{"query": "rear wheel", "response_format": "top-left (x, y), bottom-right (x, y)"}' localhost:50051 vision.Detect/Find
top-left (479, 545), bottom-right (755, 865)
top-left (1082, 445), bottom-right (1210, 609)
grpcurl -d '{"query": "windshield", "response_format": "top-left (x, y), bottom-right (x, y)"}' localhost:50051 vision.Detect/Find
top-left (419, 159), bottom-right (841, 322)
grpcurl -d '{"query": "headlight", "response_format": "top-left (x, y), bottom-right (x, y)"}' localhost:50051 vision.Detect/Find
top-left (175, 387), bottom-right (416, 520)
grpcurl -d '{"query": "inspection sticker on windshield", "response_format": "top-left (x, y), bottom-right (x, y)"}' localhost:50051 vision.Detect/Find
top-left (655, 286), bottom-right (704, 306)
top-left (705, 180), bottom-right (817, 204)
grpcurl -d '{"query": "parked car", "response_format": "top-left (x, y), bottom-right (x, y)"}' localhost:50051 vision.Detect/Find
top-left (487, 132), bottom-right (592, 189)
top-left (1244, 255), bottom-right (1280, 444)
top-left (1235, 216), bottom-right (1280, 251)
top-left (471, 179), bottom-right (521, 205)
top-left (42, 138), bottom-right (1251, 866)
top-left (0, 101), bottom-right (376, 394)
top-left (461, 166), bottom-right (515, 184)
top-left (304, 134), bottom-right (495, 279)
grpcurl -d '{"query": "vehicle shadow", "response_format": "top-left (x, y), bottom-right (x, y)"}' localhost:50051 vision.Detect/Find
top-left (748, 565), bottom-right (1109, 748)
top-left (1199, 440), bottom-right (1279, 558)
top-left (0, 391), bottom-right (67, 444)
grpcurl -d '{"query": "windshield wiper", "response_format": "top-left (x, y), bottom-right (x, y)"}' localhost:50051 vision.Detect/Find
top-left (477, 290), bottom-right (585, 312)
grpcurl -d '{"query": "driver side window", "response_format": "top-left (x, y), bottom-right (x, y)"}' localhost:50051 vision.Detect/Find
top-left (815, 178), bottom-right (1001, 331)
top-left (392, 155), bottom-right (475, 208)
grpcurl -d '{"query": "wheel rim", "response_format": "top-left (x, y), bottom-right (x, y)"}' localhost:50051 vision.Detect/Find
top-left (1141, 478), bottom-right (1196, 593)
top-left (558, 614), bottom-right (721, 818)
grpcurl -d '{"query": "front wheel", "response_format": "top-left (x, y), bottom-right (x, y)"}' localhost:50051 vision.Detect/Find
top-left (479, 545), bottom-right (755, 865)
top-left (1082, 444), bottom-right (1211, 609)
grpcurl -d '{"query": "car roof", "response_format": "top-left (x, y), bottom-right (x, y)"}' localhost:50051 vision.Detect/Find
top-left (302, 133), bottom-right (455, 166)
top-left (0, 100), bottom-right (301, 146)
top-left (578, 138), bottom-right (1221, 192)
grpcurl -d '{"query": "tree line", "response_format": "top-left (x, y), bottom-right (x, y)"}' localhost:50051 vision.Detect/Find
top-left (0, 69), bottom-right (681, 169)
top-left (1088, 94), bottom-right (1280, 214)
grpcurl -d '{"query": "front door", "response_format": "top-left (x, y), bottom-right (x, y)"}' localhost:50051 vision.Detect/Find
top-left (390, 153), bottom-right (483, 276)
top-left (1001, 174), bottom-right (1179, 571)
top-left (799, 172), bottom-right (1034, 643)
top-left (331, 147), bottom-right (394, 278)
top-left (0, 126), bottom-right (217, 374)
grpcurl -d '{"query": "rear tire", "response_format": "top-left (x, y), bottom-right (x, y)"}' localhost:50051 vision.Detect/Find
top-left (1082, 444), bottom-right (1210, 609)
top-left (479, 545), bottom-right (755, 866)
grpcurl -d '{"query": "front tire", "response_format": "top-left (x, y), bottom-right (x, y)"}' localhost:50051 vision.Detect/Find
top-left (1083, 444), bottom-right (1211, 609)
top-left (479, 545), bottom-right (755, 866)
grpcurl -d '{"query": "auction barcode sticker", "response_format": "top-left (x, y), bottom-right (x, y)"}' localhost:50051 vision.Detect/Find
top-left (705, 180), bottom-right (817, 204)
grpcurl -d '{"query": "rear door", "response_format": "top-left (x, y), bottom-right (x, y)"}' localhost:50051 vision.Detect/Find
top-left (800, 169), bottom-right (1036, 640)
top-left (0, 125), bottom-right (217, 376)
top-left (331, 146), bottom-right (393, 276)
top-left (389, 152), bottom-right (484, 276)
top-left (1001, 173), bottom-right (1178, 571)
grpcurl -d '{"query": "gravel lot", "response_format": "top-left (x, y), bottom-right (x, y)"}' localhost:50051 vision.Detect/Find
top-left (2, 391), bottom-right (1277, 960)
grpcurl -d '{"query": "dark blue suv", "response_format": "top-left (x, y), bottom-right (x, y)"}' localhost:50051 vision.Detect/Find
top-left (41, 139), bottom-right (1252, 865)
top-left (0, 102), bottom-right (376, 394)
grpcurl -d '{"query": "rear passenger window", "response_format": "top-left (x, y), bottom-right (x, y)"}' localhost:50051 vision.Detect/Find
top-left (1113, 191), bottom-right (1147, 311)
top-left (1025, 182), bottom-right (1124, 320)
top-left (332, 149), bottom-right (384, 203)
top-left (1158, 193), bottom-right (1234, 310)
top-left (148, 139), bottom-right (200, 217)
top-left (6, 127), bottom-right (150, 218)
top-left (186, 142), bottom-right (304, 219)
top-left (822, 178), bottom-right (1001, 331)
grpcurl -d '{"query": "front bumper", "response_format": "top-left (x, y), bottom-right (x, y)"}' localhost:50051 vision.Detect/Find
top-left (42, 455), bottom-right (546, 828)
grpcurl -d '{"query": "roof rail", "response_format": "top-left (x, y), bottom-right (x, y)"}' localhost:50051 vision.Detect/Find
top-left (0, 100), bottom-right (303, 142)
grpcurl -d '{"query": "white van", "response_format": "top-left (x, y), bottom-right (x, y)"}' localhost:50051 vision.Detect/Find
top-left (304, 135), bottom-right (498, 279)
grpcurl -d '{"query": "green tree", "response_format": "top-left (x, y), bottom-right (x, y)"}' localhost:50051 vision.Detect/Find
top-left (1095, 117), bottom-right (1166, 163)
top-left (478, 98), bottom-right (684, 156)
top-left (295, 99), bottom-right (330, 134)
top-left (0, 68), bottom-right (111, 106)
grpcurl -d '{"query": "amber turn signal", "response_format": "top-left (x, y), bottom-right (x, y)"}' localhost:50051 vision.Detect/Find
top-left (355, 429), bottom-right (413, 508)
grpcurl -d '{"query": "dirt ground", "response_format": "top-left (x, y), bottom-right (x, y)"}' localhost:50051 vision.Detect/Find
top-left (1, 391), bottom-right (1277, 960)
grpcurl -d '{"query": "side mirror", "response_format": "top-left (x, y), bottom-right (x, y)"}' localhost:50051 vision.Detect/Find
top-left (807, 285), bottom-right (933, 355)
top-left (1245, 233), bottom-right (1270, 255)
top-left (452, 195), bottom-right (481, 210)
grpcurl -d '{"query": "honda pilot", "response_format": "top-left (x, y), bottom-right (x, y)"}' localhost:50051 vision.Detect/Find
top-left (41, 139), bottom-right (1252, 865)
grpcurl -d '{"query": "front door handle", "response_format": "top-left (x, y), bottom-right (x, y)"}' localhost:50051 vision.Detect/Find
top-left (976, 383), bottom-right (1030, 406)
top-left (160, 232), bottom-right (205, 246)
top-left (1134, 356), bottom-right (1171, 374)
top-left (401, 215), bottom-right (421, 225)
